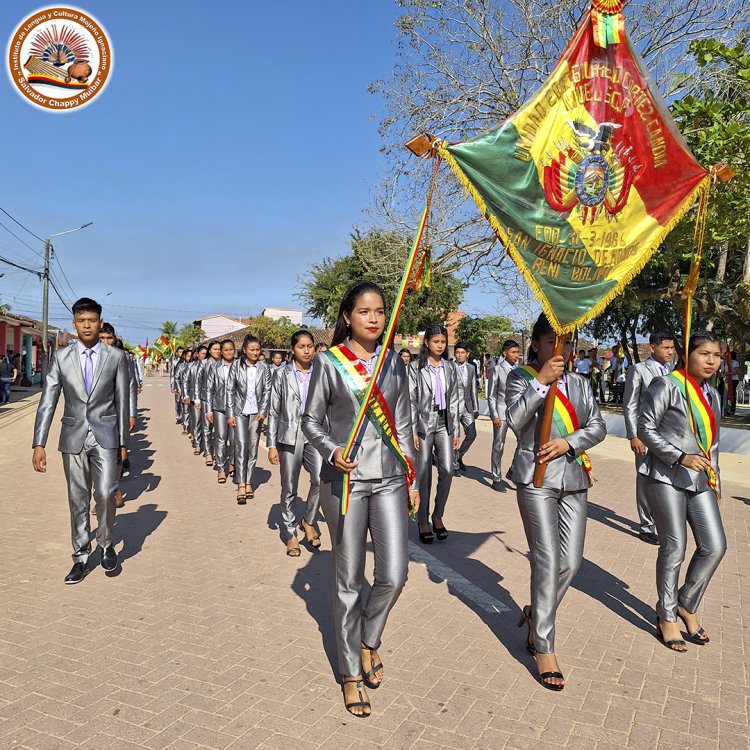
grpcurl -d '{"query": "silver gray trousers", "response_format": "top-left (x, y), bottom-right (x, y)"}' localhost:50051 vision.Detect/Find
top-left (417, 411), bottom-right (454, 524)
top-left (454, 411), bottom-right (476, 468)
top-left (190, 403), bottom-right (204, 452)
top-left (61, 429), bottom-right (117, 563)
top-left (180, 399), bottom-right (190, 427)
top-left (279, 434), bottom-right (322, 540)
top-left (516, 484), bottom-right (587, 653)
top-left (233, 413), bottom-right (261, 485)
top-left (491, 419), bottom-right (509, 482)
top-left (634, 455), bottom-right (656, 535)
top-left (200, 402), bottom-right (213, 456)
top-left (320, 475), bottom-right (409, 676)
top-left (644, 478), bottom-right (726, 621)
top-left (212, 411), bottom-right (232, 473)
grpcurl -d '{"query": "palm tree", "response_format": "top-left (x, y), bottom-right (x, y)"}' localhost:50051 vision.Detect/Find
top-left (160, 321), bottom-right (177, 338)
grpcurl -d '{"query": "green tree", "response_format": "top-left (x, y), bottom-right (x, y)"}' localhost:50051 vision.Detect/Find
top-left (176, 324), bottom-right (205, 348)
top-left (298, 228), bottom-right (465, 332)
top-left (241, 315), bottom-right (299, 349)
top-left (456, 315), bottom-right (513, 358)
top-left (160, 320), bottom-right (178, 338)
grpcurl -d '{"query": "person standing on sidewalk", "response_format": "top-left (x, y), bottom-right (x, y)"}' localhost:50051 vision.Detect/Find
top-left (31, 297), bottom-right (131, 584)
top-left (267, 329), bottom-right (323, 557)
top-left (506, 314), bottom-right (606, 691)
top-left (302, 280), bottom-right (419, 719)
top-left (487, 340), bottom-right (520, 492)
top-left (453, 342), bottom-right (479, 474)
top-left (0, 355), bottom-right (17, 404)
top-left (637, 331), bottom-right (726, 652)
top-left (623, 332), bottom-right (675, 545)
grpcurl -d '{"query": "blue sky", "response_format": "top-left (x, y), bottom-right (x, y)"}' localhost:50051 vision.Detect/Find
top-left (0, 0), bottom-right (499, 344)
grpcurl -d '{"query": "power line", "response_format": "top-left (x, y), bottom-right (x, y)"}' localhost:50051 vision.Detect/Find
top-left (48, 277), bottom-right (71, 311)
top-left (53, 255), bottom-right (78, 300)
top-left (0, 219), bottom-right (41, 256)
top-left (0, 205), bottom-right (45, 244)
top-left (0, 253), bottom-right (41, 277)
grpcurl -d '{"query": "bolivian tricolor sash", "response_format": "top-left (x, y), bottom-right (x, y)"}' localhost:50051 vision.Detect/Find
top-left (667, 370), bottom-right (718, 494)
top-left (325, 344), bottom-right (416, 514)
top-left (517, 363), bottom-right (594, 478)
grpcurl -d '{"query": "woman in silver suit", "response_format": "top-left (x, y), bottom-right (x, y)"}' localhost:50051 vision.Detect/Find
top-left (226, 335), bottom-right (272, 504)
top-left (267, 329), bottom-right (323, 557)
top-left (302, 281), bottom-right (419, 719)
top-left (506, 313), bottom-right (606, 691)
top-left (177, 349), bottom-right (193, 435)
top-left (196, 341), bottom-right (221, 467)
top-left (637, 330), bottom-right (726, 652)
top-left (408, 324), bottom-right (461, 544)
top-left (188, 345), bottom-right (208, 457)
top-left (206, 339), bottom-right (236, 484)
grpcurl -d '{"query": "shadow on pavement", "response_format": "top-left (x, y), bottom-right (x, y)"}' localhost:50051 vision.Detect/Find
top-left (587, 501), bottom-right (640, 539)
top-left (121, 409), bottom-right (162, 502)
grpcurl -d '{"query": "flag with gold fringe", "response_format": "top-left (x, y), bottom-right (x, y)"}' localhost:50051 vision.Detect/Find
top-left (438, 0), bottom-right (709, 333)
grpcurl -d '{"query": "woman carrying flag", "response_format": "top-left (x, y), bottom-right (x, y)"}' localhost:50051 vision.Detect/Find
top-left (302, 281), bottom-right (419, 719)
top-left (506, 313), bottom-right (605, 691)
top-left (637, 331), bottom-right (726, 652)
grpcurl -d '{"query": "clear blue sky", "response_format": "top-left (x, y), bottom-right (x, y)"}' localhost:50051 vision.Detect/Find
top-left (0, 0), bottom-right (500, 344)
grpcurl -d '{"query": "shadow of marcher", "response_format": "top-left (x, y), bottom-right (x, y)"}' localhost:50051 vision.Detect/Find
top-left (587, 501), bottom-right (640, 539)
top-left (573, 557), bottom-right (654, 635)
top-left (90, 503), bottom-right (168, 577)
top-left (733, 496), bottom-right (750, 505)
top-left (408, 524), bottom-right (536, 676)
top-left (250, 467), bottom-right (272, 491)
top-left (291, 549), bottom-right (339, 677)
top-left (120, 408), bottom-right (162, 502)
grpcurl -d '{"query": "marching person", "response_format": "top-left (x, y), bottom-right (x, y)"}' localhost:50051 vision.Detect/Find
top-left (206, 339), bottom-right (236, 484)
top-left (176, 349), bottom-right (193, 434)
top-left (187, 346), bottom-right (208, 456)
top-left (267, 329), bottom-right (323, 557)
top-left (226, 334), bottom-right (272, 503)
top-left (409, 324), bottom-right (460, 544)
top-left (638, 331), bottom-right (726, 652)
top-left (31, 298), bottom-right (131, 584)
top-left (170, 346), bottom-right (185, 424)
top-left (507, 314), bottom-right (606, 690)
top-left (487, 340), bottom-right (521, 492)
top-left (269, 350), bottom-right (286, 380)
top-left (302, 280), bottom-right (418, 718)
top-left (623, 332), bottom-right (675, 545)
top-left (453, 342), bottom-right (479, 474)
top-left (196, 341), bottom-right (221, 467)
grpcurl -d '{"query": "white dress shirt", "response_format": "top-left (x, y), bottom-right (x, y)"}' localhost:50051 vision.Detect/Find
top-left (242, 363), bottom-right (258, 415)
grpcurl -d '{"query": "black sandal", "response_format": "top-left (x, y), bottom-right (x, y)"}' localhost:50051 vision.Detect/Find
top-left (286, 541), bottom-right (301, 557)
top-left (677, 612), bottom-right (710, 644)
top-left (361, 643), bottom-right (384, 690)
top-left (418, 524), bottom-right (434, 545)
top-left (656, 617), bottom-right (687, 652)
top-left (432, 517), bottom-right (448, 541)
top-left (516, 605), bottom-right (536, 655)
top-left (341, 678), bottom-right (370, 717)
top-left (301, 521), bottom-right (321, 549)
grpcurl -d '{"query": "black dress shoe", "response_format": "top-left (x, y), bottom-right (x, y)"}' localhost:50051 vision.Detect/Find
top-left (492, 481), bottom-right (507, 492)
top-left (64, 562), bottom-right (88, 584)
top-left (639, 531), bottom-right (659, 545)
top-left (101, 545), bottom-right (118, 571)
top-left (456, 457), bottom-right (467, 472)
top-left (123, 458), bottom-right (131, 470)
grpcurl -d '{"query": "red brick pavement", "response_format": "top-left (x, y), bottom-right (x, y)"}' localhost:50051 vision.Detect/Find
top-left (0, 378), bottom-right (747, 749)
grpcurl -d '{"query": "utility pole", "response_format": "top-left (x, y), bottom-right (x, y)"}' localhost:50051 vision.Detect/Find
top-left (40, 239), bottom-right (51, 386)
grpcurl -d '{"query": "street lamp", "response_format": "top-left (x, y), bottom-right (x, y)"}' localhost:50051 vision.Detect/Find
top-left (41, 222), bottom-right (93, 385)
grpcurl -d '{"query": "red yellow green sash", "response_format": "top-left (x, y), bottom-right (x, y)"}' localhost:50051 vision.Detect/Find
top-left (517, 364), bottom-right (593, 477)
top-left (668, 369), bottom-right (718, 492)
top-left (325, 344), bottom-right (416, 514)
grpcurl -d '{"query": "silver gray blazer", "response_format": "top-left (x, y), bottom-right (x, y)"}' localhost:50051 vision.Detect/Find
top-left (267, 362), bottom-right (306, 449)
top-left (205, 360), bottom-right (231, 414)
top-left (506, 370), bottom-right (606, 490)
top-left (175, 359), bottom-right (191, 398)
top-left (185, 360), bottom-right (202, 403)
top-left (225, 359), bottom-right (272, 418)
top-left (623, 357), bottom-right (669, 439)
top-left (637, 376), bottom-right (720, 493)
top-left (488, 359), bottom-right (513, 421)
top-left (302, 349), bottom-right (417, 484)
top-left (408, 360), bottom-right (461, 438)
top-left (33, 344), bottom-right (131, 453)
top-left (455, 361), bottom-right (479, 415)
top-left (194, 359), bottom-right (213, 403)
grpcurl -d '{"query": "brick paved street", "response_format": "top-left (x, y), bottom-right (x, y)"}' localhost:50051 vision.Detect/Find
top-left (1, 376), bottom-right (747, 750)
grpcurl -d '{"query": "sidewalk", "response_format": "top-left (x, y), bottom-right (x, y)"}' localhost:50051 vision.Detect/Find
top-left (0, 379), bottom-right (747, 750)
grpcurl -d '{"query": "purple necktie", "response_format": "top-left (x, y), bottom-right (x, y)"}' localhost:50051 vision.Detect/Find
top-left (428, 364), bottom-right (446, 409)
top-left (84, 349), bottom-right (94, 394)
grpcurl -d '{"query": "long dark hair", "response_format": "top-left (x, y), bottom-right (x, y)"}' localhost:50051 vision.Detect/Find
top-left (528, 313), bottom-right (554, 362)
top-left (418, 324), bottom-right (449, 368)
top-left (238, 334), bottom-right (260, 366)
top-left (291, 329), bottom-right (315, 348)
top-left (331, 281), bottom-right (386, 346)
top-left (677, 330), bottom-right (721, 370)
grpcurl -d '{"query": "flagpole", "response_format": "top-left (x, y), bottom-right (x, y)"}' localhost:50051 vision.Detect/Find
top-left (533, 335), bottom-right (563, 487)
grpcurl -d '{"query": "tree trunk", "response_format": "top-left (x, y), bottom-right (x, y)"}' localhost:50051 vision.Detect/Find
top-left (744, 235), bottom-right (750, 284)
top-left (629, 324), bottom-right (640, 363)
top-left (716, 240), bottom-right (729, 281)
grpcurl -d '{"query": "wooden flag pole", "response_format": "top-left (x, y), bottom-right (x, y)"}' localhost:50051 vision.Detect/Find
top-left (533, 335), bottom-right (563, 488)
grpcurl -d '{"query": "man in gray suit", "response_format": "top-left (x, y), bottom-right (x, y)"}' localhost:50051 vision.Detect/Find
top-left (487, 340), bottom-right (521, 491)
top-left (32, 297), bottom-right (131, 584)
top-left (623, 332), bottom-right (675, 545)
top-left (453, 342), bottom-right (479, 473)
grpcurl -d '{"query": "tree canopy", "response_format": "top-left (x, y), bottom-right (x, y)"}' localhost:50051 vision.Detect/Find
top-left (455, 314), bottom-right (514, 357)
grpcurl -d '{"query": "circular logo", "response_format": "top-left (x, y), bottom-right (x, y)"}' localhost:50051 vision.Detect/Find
top-left (6, 6), bottom-right (113, 112)
top-left (575, 154), bottom-right (610, 207)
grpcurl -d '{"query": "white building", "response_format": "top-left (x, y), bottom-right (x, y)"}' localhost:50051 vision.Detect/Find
top-left (261, 308), bottom-right (303, 325)
top-left (192, 315), bottom-right (248, 339)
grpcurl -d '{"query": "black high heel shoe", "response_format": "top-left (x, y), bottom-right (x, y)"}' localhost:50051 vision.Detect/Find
top-left (656, 617), bottom-right (687, 652)
top-left (418, 524), bottom-right (434, 544)
top-left (677, 611), bottom-right (709, 644)
top-left (432, 516), bottom-right (448, 541)
top-left (516, 605), bottom-right (536, 655)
